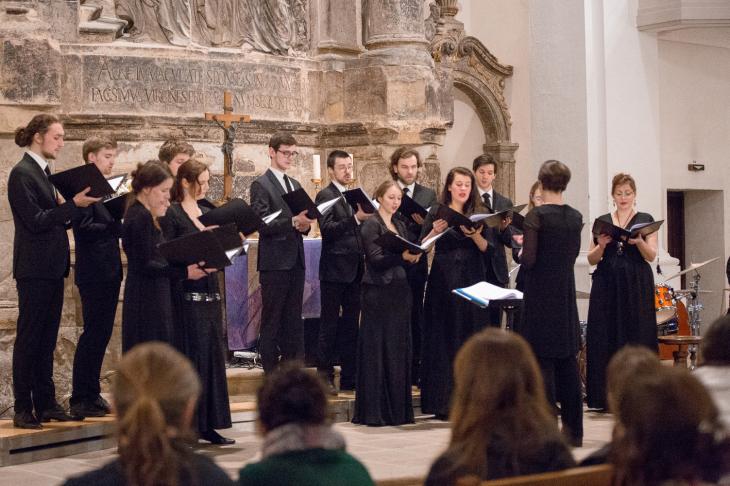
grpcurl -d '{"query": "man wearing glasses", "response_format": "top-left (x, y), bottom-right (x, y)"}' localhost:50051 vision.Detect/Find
top-left (250, 132), bottom-right (315, 373)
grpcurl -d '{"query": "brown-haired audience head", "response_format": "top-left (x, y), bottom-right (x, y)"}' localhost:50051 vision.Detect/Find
top-left (611, 173), bottom-right (637, 195)
top-left (256, 361), bottom-right (328, 434)
top-left (449, 328), bottom-right (562, 477)
top-left (612, 367), bottom-right (724, 486)
top-left (700, 314), bottom-right (730, 366)
top-left (114, 342), bottom-right (201, 486)
top-left (14, 114), bottom-right (64, 159)
top-left (605, 345), bottom-right (661, 414)
top-left (537, 160), bottom-right (571, 193)
top-left (389, 147), bottom-right (422, 185)
top-left (83, 136), bottom-right (118, 176)
top-left (173, 159), bottom-right (210, 203)
top-left (440, 167), bottom-right (479, 215)
top-left (158, 139), bottom-right (195, 176)
top-left (527, 180), bottom-right (542, 211)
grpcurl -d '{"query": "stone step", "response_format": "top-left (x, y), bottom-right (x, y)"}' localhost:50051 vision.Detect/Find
top-left (79, 3), bottom-right (101, 23)
top-left (78, 16), bottom-right (128, 43)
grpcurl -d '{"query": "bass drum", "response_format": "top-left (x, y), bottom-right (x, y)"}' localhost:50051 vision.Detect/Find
top-left (659, 300), bottom-right (690, 360)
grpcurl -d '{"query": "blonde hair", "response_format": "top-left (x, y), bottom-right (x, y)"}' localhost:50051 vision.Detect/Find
top-left (114, 342), bottom-right (201, 486)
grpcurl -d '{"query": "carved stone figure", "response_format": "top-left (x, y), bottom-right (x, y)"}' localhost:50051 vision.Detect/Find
top-left (115, 0), bottom-right (191, 46)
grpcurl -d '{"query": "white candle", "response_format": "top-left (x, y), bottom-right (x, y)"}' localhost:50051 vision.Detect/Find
top-left (349, 153), bottom-right (354, 165)
top-left (312, 154), bottom-right (321, 180)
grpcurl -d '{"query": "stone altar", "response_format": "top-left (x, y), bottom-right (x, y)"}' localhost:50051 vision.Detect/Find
top-left (0, 0), bottom-right (516, 415)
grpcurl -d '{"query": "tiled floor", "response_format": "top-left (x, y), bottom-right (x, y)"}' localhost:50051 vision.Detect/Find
top-left (0, 409), bottom-right (614, 485)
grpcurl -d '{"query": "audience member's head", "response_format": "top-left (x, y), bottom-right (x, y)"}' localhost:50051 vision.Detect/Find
top-left (606, 345), bottom-right (661, 414)
top-left (447, 328), bottom-right (566, 478)
top-left (700, 314), bottom-right (730, 366)
top-left (257, 362), bottom-right (329, 434)
top-left (158, 139), bottom-right (195, 176)
top-left (537, 159), bottom-right (571, 193)
top-left (114, 342), bottom-right (201, 486)
top-left (612, 366), bottom-right (727, 486)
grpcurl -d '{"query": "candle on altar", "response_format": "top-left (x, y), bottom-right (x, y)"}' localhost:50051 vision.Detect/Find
top-left (312, 154), bottom-right (321, 180)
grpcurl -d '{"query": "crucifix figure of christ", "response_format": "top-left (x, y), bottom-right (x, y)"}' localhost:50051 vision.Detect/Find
top-left (205, 90), bottom-right (251, 202)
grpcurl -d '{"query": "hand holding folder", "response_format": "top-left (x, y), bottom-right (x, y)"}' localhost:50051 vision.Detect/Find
top-left (157, 223), bottom-right (245, 270)
top-left (374, 229), bottom-right (447, 254)
top-left (591, 218), bottom-right (663, 242)
top-left (198, 198), bottom-right (281, 236)
top-left (281, 188), bottom-right (340, 219)
top-left (49, 164), bottom-right (115, 201)
top-left (343, 188), bottom-right (377, 214)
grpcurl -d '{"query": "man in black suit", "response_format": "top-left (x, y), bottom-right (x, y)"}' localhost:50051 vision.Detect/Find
top-left (315, 150), bottom-right (371, 394)
top-left (69, 137), bottom-right (123, 418)
top-left (390, 147), bottom-right (437, 386)
top-left (250, 132), bottom-right (315, 373)
top-left (473, 154), bottom-right (514, 327)
top-left (8, 115), bottom-right (99, 428)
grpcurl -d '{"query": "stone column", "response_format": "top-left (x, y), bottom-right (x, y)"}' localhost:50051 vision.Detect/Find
top-left (362, 0), bottom-right (431, 64)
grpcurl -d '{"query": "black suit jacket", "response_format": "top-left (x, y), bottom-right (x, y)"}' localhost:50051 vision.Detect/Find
top-left (483, 190), bottom-right (514, 285)
top-left (72, 201), bottom-right (123, 286)
top-left (250, 169), bottom-right (308, 272)
top-left (316, 183), bottom-right (363, 284)
top-left (8, 153), bottom-right (76, 280)
top-left (361, 213), bottom-right (411, 286)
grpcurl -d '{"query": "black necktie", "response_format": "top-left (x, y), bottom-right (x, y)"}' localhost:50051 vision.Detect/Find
top-left (483, 192), bottom-right (493, 212)
top-left (283, 174), bottom-right (293, 193)
top-left (403, 187), bottom-right (410, 196)
top-left (44, 165), bottom-right (51, 177)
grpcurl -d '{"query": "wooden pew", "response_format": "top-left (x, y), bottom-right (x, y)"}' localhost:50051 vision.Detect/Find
top-left (457, 464), bottom-right (614, 486)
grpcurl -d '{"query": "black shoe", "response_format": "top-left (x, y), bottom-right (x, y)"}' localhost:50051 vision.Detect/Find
top-left (70, 401), bottom-right (107, 418)
top-left (93, 396), bottom-right (112, 414)
top-left (200, 429), bottom-right (235, 445)
top-left (39, 404), bottom-right (83, 422)
top-left (13, 411), bottom-right (42, 429)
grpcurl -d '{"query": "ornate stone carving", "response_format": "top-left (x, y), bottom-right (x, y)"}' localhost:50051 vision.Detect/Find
top-left (114, 0), bottom-right (309, 54)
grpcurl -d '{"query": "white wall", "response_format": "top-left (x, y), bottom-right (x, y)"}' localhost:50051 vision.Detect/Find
top-left (439, 89), bottom-right (489, 173)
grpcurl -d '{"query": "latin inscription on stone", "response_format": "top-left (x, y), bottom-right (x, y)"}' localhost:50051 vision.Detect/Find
top-left (83, 56), bottom-right (305, 118)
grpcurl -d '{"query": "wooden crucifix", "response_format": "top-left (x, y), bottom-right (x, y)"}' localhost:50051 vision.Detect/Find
top-left (205, 90), bottom-right (251, 202)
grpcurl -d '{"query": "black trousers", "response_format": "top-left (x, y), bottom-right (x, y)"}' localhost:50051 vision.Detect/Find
top-left (259, 267), bottom-right (305, 373)
top-left (13, 278), bottom-right (65, 414)
top-left (485, 261), bottom-right (506, 327)
top-left (538, 355), bottom-right (584, 441)
top-left (317, 279), bottom-right (360, 388)
top-left (71, 281), bottom-right (121, 405)
top-left (406, 260), bottom-right (428, 385)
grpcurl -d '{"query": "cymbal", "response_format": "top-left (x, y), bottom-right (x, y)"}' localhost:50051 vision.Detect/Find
top-left (663, 257), bottom-right (720, 281)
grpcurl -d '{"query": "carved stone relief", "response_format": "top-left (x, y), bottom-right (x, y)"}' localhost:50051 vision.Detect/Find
top-left (114, 0), bottom-right (309, 54)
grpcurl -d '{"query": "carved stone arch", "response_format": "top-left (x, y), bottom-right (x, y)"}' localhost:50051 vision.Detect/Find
top-left (430, 4), bottom-right (519, 198)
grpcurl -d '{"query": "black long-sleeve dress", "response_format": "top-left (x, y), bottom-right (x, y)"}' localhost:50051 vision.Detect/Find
top-left (517, 204), bottom-right (583, 442)
top-left (420, 205), bottom-right (490, 418)
top-left (159, 203), bottom-right (232, 433)
top-left (586, 212), bottom-right (657, 409)
top-left (352, 213), bottom-right (414, 426)
top-left (121, 200), bottom-right (185, 353)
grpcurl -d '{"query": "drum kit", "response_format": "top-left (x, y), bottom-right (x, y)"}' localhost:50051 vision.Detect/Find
top-left (654, 257), bottom-right (719, 360)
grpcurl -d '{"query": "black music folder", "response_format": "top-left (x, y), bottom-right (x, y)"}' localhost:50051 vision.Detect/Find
top-left (591, 218), bottom-right (664, 241)
top-left (510, 212), bottom-right (525, 231)
top-left (157, 223), bottom-right (244, 269)
top-left (397, 194), bottom-right (429, 220)
top-left (480, 204), bottom-right (528, 229)
top-left (374, 229), bottom-right (447, 254)
top-left (198, 198), bottom-right (276, 235)
top-left (342, 188), bottom-right (377, 214)
top-left (281, 188), bottom-right (339, 219)
top-left (103, 193), bottom-right (130, 220)
top-left (48, 164), bottom-right (115, 200)
top-left (435, 205), bottom-right (488, 229)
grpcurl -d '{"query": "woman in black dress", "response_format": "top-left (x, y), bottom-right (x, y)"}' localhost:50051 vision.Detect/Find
top-left (420, 167), bottom-right (490, 420)
top-left (121, 160), bottom-right (208, 353)
top-left (352, 180), bottom-right (421, 426)
top-left (586, 173), bottom-right (658, 410)
top-left (160, 159), bottom-right (235, 445)
top-left (518, 160), bottom-right (583, 446)
top-left (513, 180), bottom-right (542, 293)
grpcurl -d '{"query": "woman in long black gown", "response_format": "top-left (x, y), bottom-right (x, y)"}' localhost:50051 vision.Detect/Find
top-left (352, 180), bottom-right (421, 426)
top-left (586, 173), bottom-right (658, 410)
top-left (160, 160), bottom-right (235, 445)
top-left (518, 160), bottom-right (583, 446)
top-left (121, 161), bottom-right (208, 353)
top-left (420, 167), bottom-right (490, 420)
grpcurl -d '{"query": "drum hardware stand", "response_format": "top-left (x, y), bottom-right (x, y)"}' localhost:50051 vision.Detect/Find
top-left (684, 271), bottom-right (704, 369)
